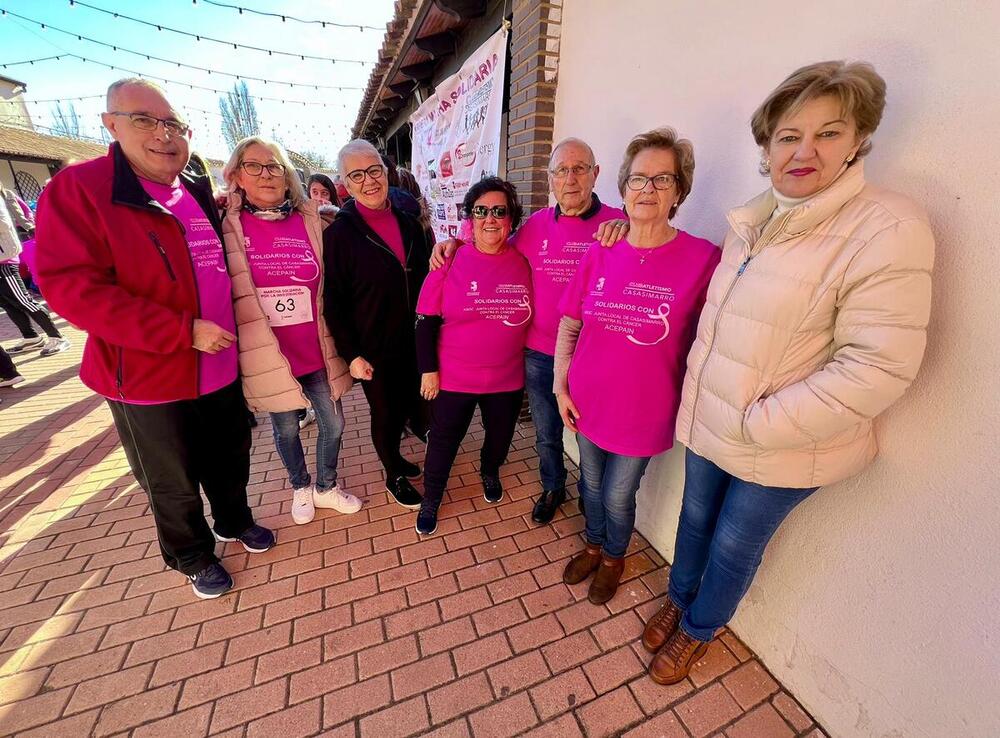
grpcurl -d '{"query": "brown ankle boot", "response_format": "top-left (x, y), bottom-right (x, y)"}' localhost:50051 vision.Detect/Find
top-left (641, 599), bottom-right (683, 653)
top-left (587, 553), bottom-right (625, 604)
top-left (648, 628), bottom-right (710, 685)
top-left (562, 543), bottom-right (602, 584)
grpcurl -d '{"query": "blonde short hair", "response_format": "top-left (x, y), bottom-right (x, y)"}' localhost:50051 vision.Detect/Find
top-left (223, 136), bottom-right (305, 207)
top-left (751, 60), bottom-right (887, 158)
top-left (617, 127), bottom-right (695, 219)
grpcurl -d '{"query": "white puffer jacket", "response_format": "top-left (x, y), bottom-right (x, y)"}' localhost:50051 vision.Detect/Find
top-left (675, 162), bottom-right (934, 488)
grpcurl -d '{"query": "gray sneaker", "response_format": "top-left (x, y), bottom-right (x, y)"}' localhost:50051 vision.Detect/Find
top-left (7, 336), bottom-right (44, 354)
top-left (40, 338), bottom-right (71, 356)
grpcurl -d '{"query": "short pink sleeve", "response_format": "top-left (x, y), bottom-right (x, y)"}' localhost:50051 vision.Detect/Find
top-left (557, 242), bottom-right (596, 320)
top-left (416, 256), bottom-right (449, 315)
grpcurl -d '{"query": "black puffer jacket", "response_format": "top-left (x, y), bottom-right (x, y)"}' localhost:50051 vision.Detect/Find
top-left (322, 199), bottom-right (430, 367)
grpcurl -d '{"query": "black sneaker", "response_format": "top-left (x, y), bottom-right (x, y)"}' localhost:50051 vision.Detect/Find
top-left (415, 505), bottom-right (438, 535)
top-left (214, 524), bottom-right (276, 553)
top-left (482, 474), bottom-right (503, 504)
top-left (189, 562), bottom-right (233, 599)
top-left (397, 459), bottom-right (422, 479)
top-left (531, 487), bottom-right (566, 525)
top-left (386, 476), bottom-right (423, 509)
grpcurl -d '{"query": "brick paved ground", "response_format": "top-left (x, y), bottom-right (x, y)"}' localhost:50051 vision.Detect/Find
top-left (0, 318), bottom-right (828, 738)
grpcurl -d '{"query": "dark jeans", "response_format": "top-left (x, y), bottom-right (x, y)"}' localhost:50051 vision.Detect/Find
top-left (270, 368), bottom-right (345, 491)
top-left (360, 356), bottom-right (428, 478)
top-left (422, 388), bottom-right (524, 509)
top-left (577, 433), bottom-right (651, 558)
top-left (0, 263), bottom-right (61, 339)
top-left (108, 380), bottom-right (255, 576)
top-left (523, 349), bottom-right (567, 492)
top-left (668, 449), bottom-right (817, 641)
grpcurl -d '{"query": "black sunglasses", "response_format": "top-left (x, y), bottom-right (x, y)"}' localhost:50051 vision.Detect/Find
top-left (469, 205), bottom-right (509, 219)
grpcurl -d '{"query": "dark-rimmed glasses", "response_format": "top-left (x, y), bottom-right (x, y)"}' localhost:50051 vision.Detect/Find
top-left (345, 164), bottom-right (386, 184)
top-left (240, 161), bottom-right (286, 177)
top-left (469, 205), bottom-right (509, 219)
top-left (109, 112), bottom-right (189, 136)
top-left (625, 173), bottom-right (679, 191)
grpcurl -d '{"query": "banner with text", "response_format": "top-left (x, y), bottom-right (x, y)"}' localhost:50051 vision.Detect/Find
top-left (409, 26), bottom-right (507, 241)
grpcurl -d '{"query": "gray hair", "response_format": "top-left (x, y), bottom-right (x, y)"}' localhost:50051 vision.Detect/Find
top-left (223, 136), bottom-right (306, 207)
top-left (549, 137), bottom-right (596, 168)
top-left (106, 78), bottom-right (168, 111)
top-left (337, 139), bottom-right (382, 177)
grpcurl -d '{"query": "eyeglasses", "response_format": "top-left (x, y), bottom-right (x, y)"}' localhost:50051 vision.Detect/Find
top-left (345, 164), bottom-right (386, 184)
top-left (109, 111), bottom-right (189, 136)
top-left (549, 164), bottom-right (594, 179)
top-left (469, 205), bottom-right (509, 219)
top-left (625, 173), bottom-right (679, 191)
top-left (240, 161), bottom-right (286, 177)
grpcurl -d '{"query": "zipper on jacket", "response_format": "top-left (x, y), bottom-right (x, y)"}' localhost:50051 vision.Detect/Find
top-left (366, 234), bottom-right (411, 308)
top-left (148, 231), bottom-right (177, 280)
top-left (116, 346), bottom-right (125, 400)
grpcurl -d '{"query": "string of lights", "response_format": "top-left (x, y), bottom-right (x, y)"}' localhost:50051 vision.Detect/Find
top-left (23, 2), bottom-right (370, 64)
top-left (196, 0), bottom-right (383, 31)
top-left (1, 51), bottom-right (365, 91)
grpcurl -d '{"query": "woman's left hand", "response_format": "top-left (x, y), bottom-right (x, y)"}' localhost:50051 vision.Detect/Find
top-left (421, 372), bottom-right (440, 401)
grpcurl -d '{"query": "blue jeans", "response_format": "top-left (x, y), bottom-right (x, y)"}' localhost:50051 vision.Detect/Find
top-left (576, 433), bottom-right (651, 558)
top-left (524, 349), bottom-right (567, 492)
top-left (270, 368), bottom-right (345, 492)
top-left (668, 449), bottom-right (817, 641)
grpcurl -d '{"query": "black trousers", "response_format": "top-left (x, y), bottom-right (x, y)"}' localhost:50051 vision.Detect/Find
top-left (361, 356), bottom-right (428, 479)
top-left (107, 381), bottom-right (255, 576)
top-left (422, 388), bottom-right (524, 509)
top-left (0, 345), bottom-right (16, 380)
top-left (0, 263), bottom-right (61, 339)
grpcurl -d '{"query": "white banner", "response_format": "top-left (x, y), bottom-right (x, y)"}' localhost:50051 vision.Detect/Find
top-left (409, 26), bottom-right (508, 241)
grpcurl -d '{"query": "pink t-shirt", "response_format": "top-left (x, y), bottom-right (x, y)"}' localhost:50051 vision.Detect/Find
top-left (511, 202), bottom-right (624, 355)
top-left (356, 201), bottom-right (406, 265)
top-left (240, 211), bottom-right (325, 378)
top-left (142, 178), bottom-right (238, 397)
top-left (416, 245), bottom-right (532, 394)
top-left (559, 233), bottom-right (721, 456)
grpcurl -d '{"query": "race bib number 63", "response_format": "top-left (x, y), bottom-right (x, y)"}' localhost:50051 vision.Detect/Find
top-left (258, 285), bottom-right (313, 326)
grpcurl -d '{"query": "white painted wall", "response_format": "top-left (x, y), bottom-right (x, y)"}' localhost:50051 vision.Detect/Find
top-left (554, 2), bottom-right (1000, 736)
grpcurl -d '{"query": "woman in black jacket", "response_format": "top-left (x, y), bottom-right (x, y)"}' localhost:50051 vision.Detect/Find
top-left (323, 139), bottom-right (431, 509)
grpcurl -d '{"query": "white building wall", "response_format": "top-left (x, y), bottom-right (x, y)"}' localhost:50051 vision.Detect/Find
top-left (554, 2), bottom-right (1000, 736)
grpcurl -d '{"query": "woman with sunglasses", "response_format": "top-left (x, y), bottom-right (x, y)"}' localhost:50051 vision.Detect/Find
top-left (412, 177), bottom-right (533, 535)
top-left (222, 136), bottom-right (361, 526)
top-left (555, 128), bottom-right (720, 604)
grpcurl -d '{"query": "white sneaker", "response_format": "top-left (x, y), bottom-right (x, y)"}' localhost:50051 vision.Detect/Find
top-left (299, 407), bottom-right (316, 429)
top-left (0, 375), bottom-right (25, 388)
top-left (7, 336), bottom-right (44, 354)
top-left (314, 484), bottom-right (363, 514)
top-left (40, 337), bottom-right (70, 356)
top-left (291, 485), bottom-right (316, 525)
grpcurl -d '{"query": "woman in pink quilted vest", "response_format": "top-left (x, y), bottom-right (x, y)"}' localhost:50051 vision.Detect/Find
top-left (640, 61), bottom-right (935, 684)
top-left (222, 137), bottom-right (361, 526)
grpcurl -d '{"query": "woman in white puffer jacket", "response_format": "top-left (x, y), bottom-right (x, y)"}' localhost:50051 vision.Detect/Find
top-left (640, 60), bottom-right (935, 685)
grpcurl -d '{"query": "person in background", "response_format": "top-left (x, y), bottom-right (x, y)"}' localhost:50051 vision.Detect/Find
top-left (395, 166), bottom-right (431, 230)
top-left (0, 197), bottom-right (27, 390)
top-left (414, 177), bottom-right (532, 534)
top-left (34, 78), bottom-right (274, 600)
top-left (432, 137), bottom-right (624, 525)
top-left (0, 183), bottom-right (70, 357)
top-left (222, 136), bottom-right (361, 526)
top-left (382, 155), bottom-right (423, 221)
top-left (324, 139), bottom-right (431, 509)
top-left (640, 61), bottom-right (934, 685)
top-left (555, 128), bottom-right (719, 605)
top-left (307, 173), bottom-right (341, 209)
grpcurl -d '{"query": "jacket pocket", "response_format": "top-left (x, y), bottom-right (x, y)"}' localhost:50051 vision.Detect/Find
top-left (148, 232), bottom-right (177, 280)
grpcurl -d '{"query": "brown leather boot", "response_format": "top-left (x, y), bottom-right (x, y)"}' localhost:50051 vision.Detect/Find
top-left (587, 553), bottom-right (625, 604)
top-left (641, 599), bottom-right (683, 653)
top-left (648, 628), bottom-right (710, 685)
top-left (562, 543), bottom-right (602, 584)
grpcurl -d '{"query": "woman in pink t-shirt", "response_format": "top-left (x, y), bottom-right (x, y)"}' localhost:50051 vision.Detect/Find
top-left (222, 137), bottom-right (362, 526)
top-left (554, 129), bottom-right (720, 604)
top-left (413, 178), bottom-right (533, 535)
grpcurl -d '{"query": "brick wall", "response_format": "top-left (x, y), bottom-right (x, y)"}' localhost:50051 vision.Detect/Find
top-left (506, 0), bottom-right (563, 214)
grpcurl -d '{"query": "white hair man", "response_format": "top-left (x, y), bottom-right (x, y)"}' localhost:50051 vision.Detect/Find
top-left (34, 78), bottom-right (274, 600)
